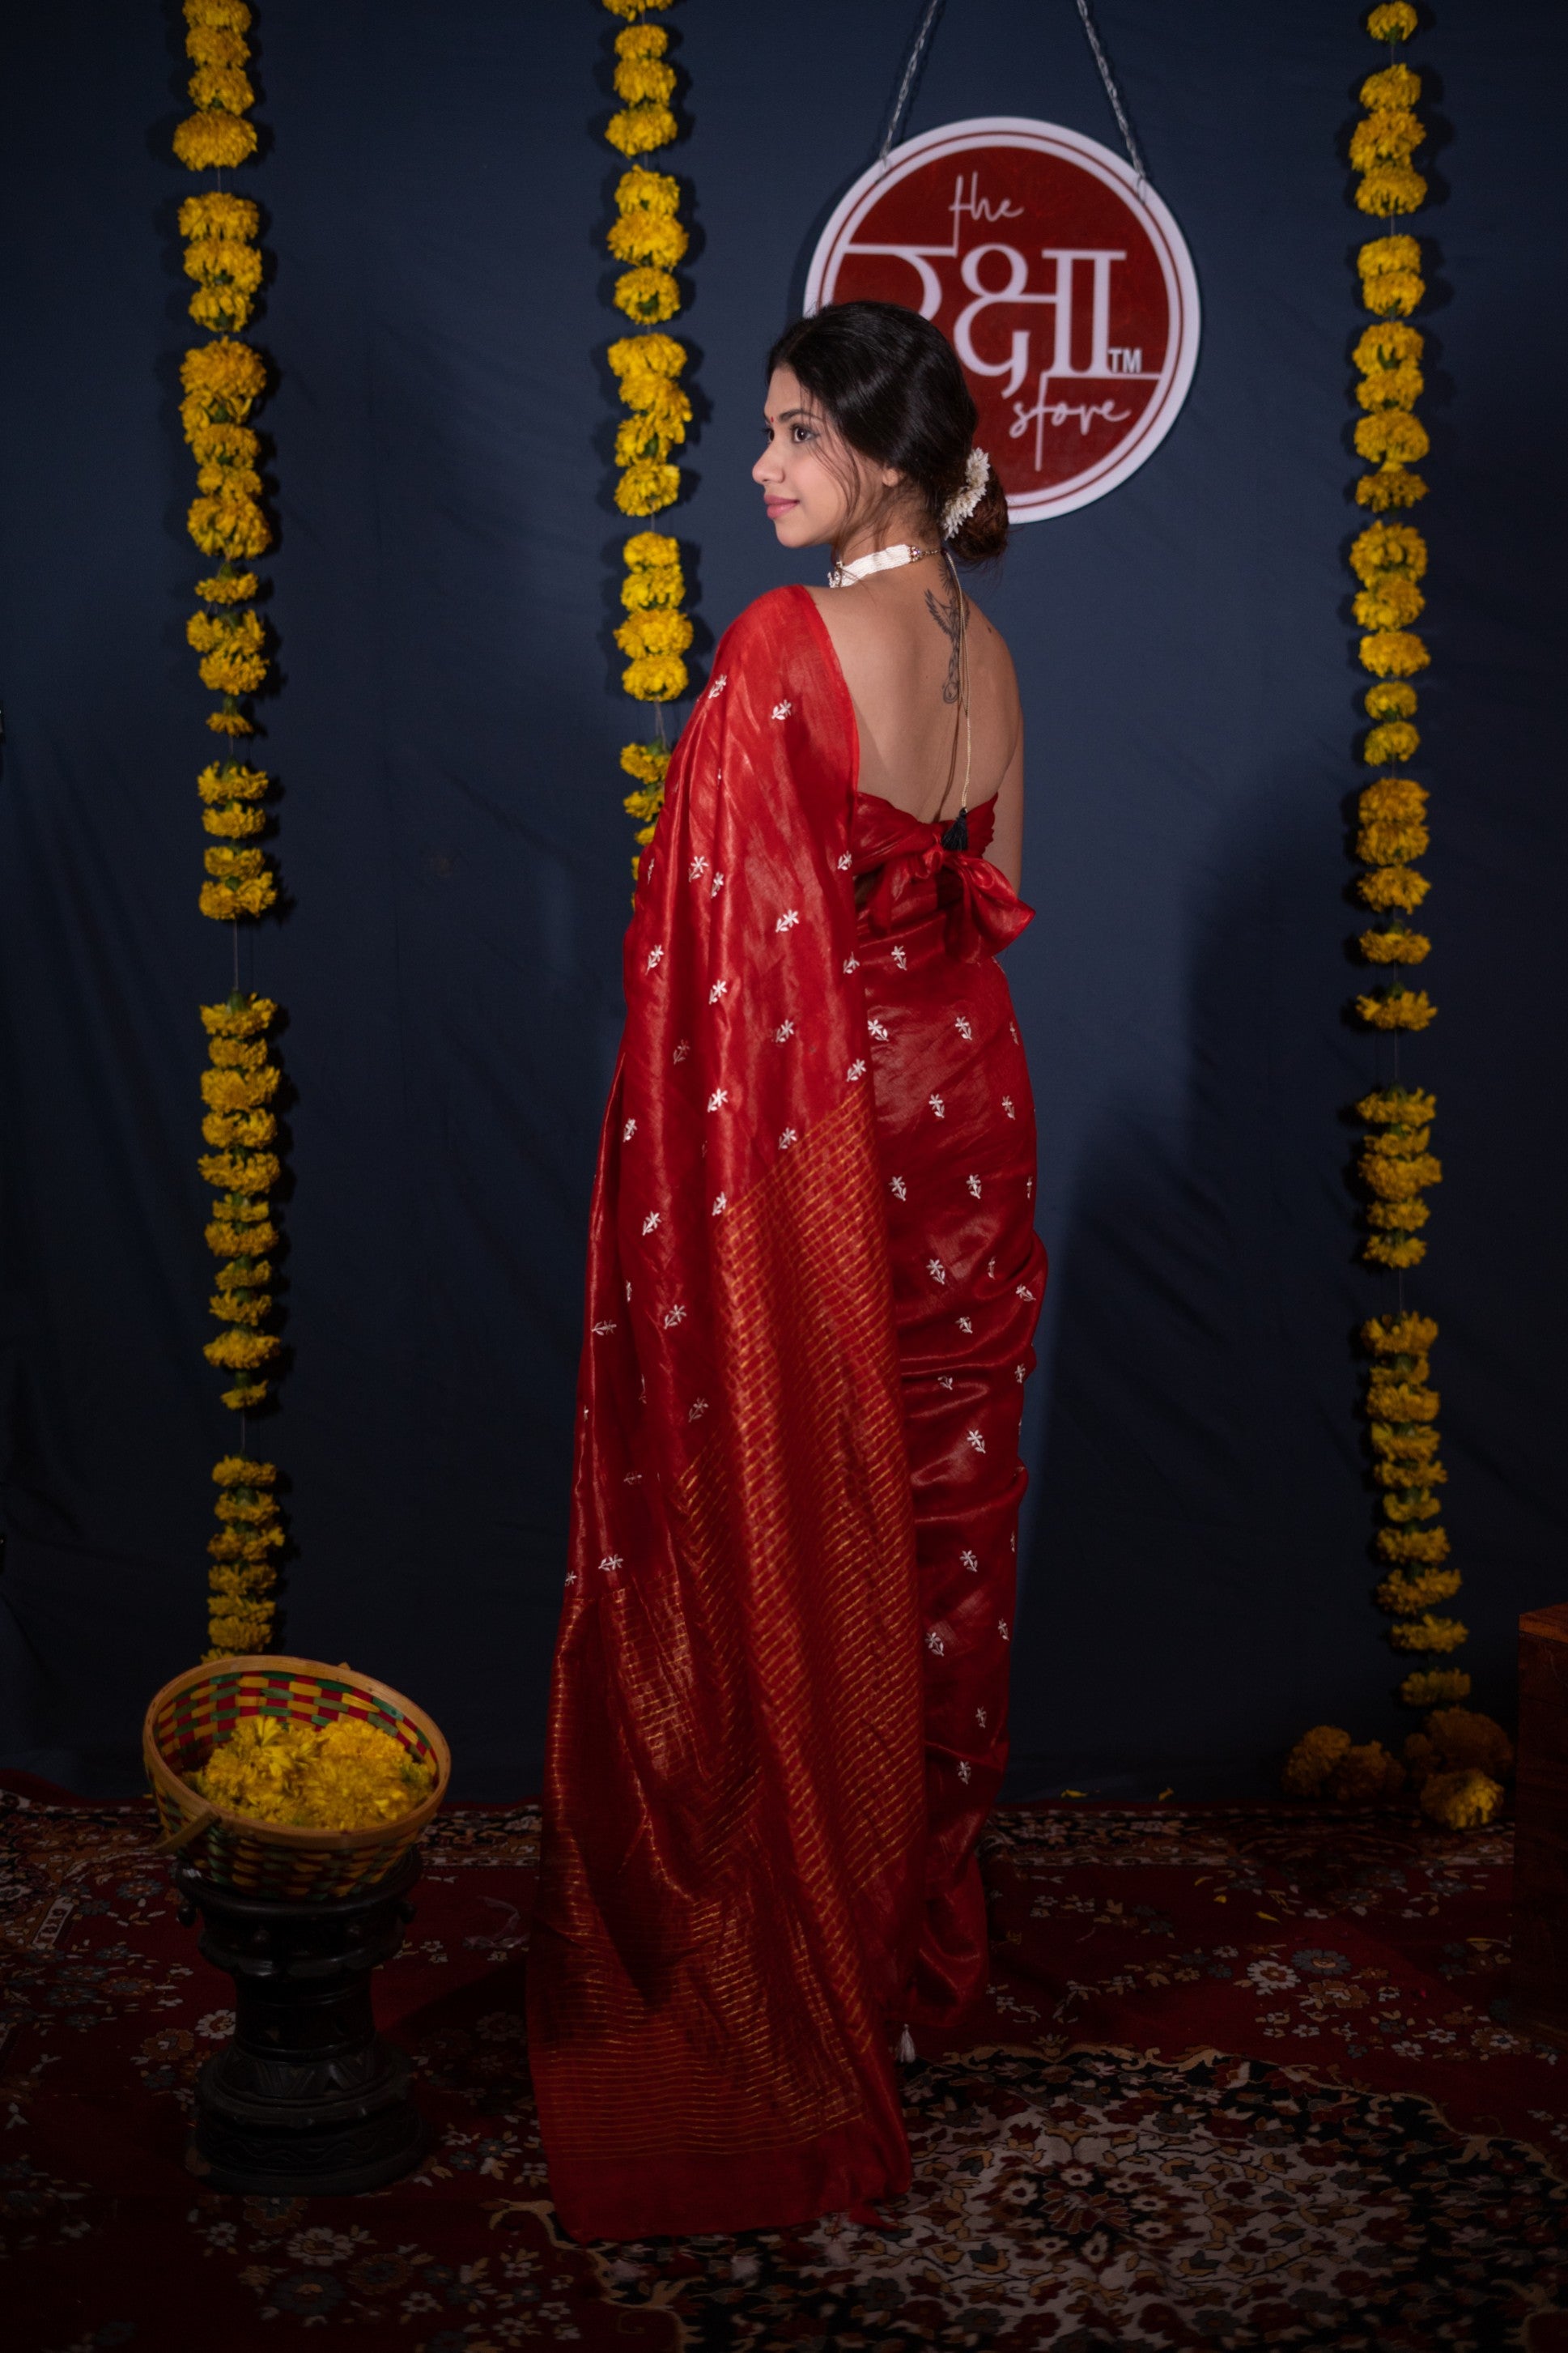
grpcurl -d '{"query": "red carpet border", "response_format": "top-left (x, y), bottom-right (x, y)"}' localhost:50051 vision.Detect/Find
top-left (2, 1788), bottom-right (1566, 2349)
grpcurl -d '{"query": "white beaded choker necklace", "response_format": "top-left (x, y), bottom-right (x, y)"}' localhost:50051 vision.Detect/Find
top-left (826, 542), bottom-right (937, 589)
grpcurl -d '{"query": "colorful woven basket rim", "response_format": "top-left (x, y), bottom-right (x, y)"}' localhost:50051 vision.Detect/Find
top-left (143, 1653), bottom-right (451, 1854)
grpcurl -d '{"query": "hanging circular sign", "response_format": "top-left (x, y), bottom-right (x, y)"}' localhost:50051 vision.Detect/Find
top-left (804, 117), bottom-right (1201, 524)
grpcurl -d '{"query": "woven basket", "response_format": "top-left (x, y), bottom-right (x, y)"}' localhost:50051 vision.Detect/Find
top-left (143, 1654), bottom-right (450, 1903)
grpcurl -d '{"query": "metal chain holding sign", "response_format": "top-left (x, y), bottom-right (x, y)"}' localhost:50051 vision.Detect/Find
top-left (879, 0), bottom-right (1148, 188)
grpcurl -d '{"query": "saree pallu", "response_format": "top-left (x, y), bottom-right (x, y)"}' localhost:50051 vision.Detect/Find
top-left (529, 585), bottom-right (1046, 2240)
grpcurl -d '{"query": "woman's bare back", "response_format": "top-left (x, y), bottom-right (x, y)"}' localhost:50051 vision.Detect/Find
top-left (807, 560), bottom-right (1025, 889)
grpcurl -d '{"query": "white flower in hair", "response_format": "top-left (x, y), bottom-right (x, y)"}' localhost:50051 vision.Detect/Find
top-left (941, 447), bottom-right (991, 540)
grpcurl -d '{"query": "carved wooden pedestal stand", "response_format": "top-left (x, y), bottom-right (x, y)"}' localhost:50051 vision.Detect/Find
top-left (174, 1846), bottom-right (429, 2194)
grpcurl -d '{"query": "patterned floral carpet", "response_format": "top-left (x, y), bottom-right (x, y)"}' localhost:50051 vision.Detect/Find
top-left (3, 1781), bottom-right (1566, 2351)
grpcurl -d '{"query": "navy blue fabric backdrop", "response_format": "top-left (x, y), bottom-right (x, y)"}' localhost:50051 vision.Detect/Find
top-left (1, 2), bottom-right (1563, 1796)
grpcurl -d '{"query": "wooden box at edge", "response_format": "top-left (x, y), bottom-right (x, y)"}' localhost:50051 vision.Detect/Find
top-left (1513, 1603), bottom-right (1568, 2050)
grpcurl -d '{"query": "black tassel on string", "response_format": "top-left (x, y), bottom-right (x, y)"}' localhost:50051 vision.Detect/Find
top-left (941, 807), bottom-right (969, 853)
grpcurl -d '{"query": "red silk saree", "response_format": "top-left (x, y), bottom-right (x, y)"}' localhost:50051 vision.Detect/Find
top-left (529, 585), bottom-right (1047, 2241)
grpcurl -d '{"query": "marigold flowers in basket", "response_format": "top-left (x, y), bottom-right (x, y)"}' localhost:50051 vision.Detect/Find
top-left (193, 1714), bottom-right (435, 1832)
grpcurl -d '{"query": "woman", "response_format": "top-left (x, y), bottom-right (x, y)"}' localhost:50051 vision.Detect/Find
top-left (529, 301), bottom-right (1047, 2241)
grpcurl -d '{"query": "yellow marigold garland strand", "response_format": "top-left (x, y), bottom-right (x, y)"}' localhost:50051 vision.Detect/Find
top-left (1345, 7), bottom-right (1463, 1709)
top-left (1285, 7), bottom-right (1502, 1818)
top-left (174, 0), bottom-right (287, 1658)
top-left (601, 0), bottom-right (694, 876)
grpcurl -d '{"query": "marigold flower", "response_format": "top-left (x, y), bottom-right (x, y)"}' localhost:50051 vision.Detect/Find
top-left (619, 741), bottom-right (670, 786)
top-left (603, 0), bottom-right (674, 16)
top-left (202, 1108), bottom-right (277, 1153)
top-left (1359, 627), bottom-right (1429, 679)
top-left (1328, 1740), bottom-right (1405, 1804)
top-left (1354, 410), bottom-right (1429, 465)
top-left (1356, 162), bottom-right (1428, 218)
top-left (173, 111), bottom-right (257, 171)
top-left (1426, 1708), bottom-right (1513, 1778)
top-left (616, 380), bottom-right (692, 442)
top-left (196, 567), bottom-right (258, 603)
top-left (1366, 1308), bottom-right (1438, 1356)
top-left (185, 24), bottom-right (250, 71)
top-left (189, 285), bottom-right (254, 335)
top-left (207, 1019), bottom-right (269, 1060)
top-left (1362, 269), bottom-right (1425, 319)
top-left (1400, 1667), bottom-right (1470, 1708)
top-left (179, 197), bottom-right (257, 247)
top-left (1356, 464), bottom-right (1428, 510)
top-left (1353, 321), bottom-right (1424, 375)
top-left (1357, 819), bottom-right (1427, 866)
top-left (1358, 923), bottom-right (1430, 964)
top-left (608, 213), bottom-right (688, 270)
top-left (1379, 1525), bottom-right (1451, 1565)
top-left (614, 266), bottom-right (681, 324)
top-left (1357, 234), bottom-right (1424, 316)
top-left (614, 413), bottom-right (680, 466)
top-left (1353, 578), bottom-right (1424, 632)
top-left (1357, 985), bottom-right (1435, 1030)
top-left (201, 993), bottom-right (275, 1037)
top-left (189, 608), bottom-right (264, 655)
top-left (1355, 359), bottom-right (1423, 415)
top-left (1281, 1725), bottom-right (1351, 1797)
top-left (185, 236), bottom-right (263, 293)
top-left (186, 0), bottom-right (253, 30)
top-left (606, 101), bottom-right (678, 155)
top-left (213, 1477), bottom-right (278, 1516)
top-left (1392, 1611), bottom-right (1467, 1657)
top-left (200, 647), bottom-right (267, 696)
top-left (622, 557), bottom-right (686, 609)
top-left (202, 1327), bottom-right (280, 1370)
top-left (615, 609), bottom-right (693, 660)
top-left (207, 1218), bottom-right (278, 1258)
top-left (1350, 521), bottom-right (1426, 585)
top-left (191, 1713), bottom-right (433, 1831)
top-left (1362, 1150), bottom-right (1441, 1202)
top-left (1349, 108), bottom-right (1424, 169)
top-left (1358, 822), bottom-right (1426, 868)
top-left (202, 804), bottom-right (264, 839)
top-left (1420, 1768), bottom-right (1502, 1829)
top-left (1366, 679), bottom-right (1418, 722)
top-left (615, 459), bottom-right (680, 517)
top-left (202, 1064), bottom-right (278, 1113)
top-left (1370, 1419), bottom-right (1441, 1463)
top-left (1361, 64), bottom-right (1421, 109)
top-left (1358, 1091), bottom-right (1437, 1132)
top-left (1379, 1567), bottom-right (1460, 1615)
top-left (614, 58), bottom-right (676, 107)
top-left (624, 794), bottom-right (665, 840)
top-left (181, 334), bottom-right (266, 411)
top-left (189, 491), bottom-right (271, 561)
top-left (623, 529), bottom-right (681, 567)
top-left (608, 334), bottom-right (686, 381)
top-left (198, 759), bottom-right (269, 804)
top-left (1363, 870), bottom-right (1438, 913)
top-left (623, 651), bottom-right (688, 701)
top-left (1361, 774), bottom-right (1426, 820)
top-left (1366, 1231), bottom-right (1426, 1268)
top-left (199, 874), bottom-right (276, 921)
top-left (207, 1564), bottom-right (274, 1601)
top-left (1362, 720), bottom-right (1419, 766)
top-left (1375, 1459), bottom-right (1447, 1496)
top-left (1366, 2), bottom-right (1417, 39)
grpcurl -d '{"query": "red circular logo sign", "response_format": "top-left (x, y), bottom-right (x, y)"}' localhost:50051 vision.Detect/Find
top-left (805, 118), bottom-right (1201, 524)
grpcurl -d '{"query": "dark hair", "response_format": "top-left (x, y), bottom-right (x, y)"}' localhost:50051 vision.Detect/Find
top-left (766, 300), bottom-right (1009, 566)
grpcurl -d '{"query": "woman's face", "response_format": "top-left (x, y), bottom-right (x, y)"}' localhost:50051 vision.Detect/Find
top-left (753, 366), bottom-right (902, 553)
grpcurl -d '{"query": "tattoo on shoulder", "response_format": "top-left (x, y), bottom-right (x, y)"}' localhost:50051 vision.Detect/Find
top-left (924, 583), bottom-right (962, 704)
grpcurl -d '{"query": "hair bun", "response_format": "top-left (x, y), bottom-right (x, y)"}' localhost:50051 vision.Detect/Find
top-left (947, 470), bottom-right (1009, 565)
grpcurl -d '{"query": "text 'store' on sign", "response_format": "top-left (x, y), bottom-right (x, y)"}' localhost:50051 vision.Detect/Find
top-left (805, 117), bottom-right (1201, 525)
